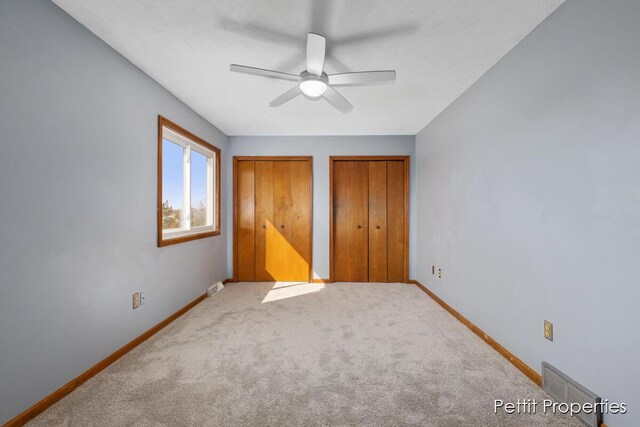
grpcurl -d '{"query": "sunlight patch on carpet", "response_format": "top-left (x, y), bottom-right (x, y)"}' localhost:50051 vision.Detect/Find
top-left (261, 282), bottom-right (325, 303)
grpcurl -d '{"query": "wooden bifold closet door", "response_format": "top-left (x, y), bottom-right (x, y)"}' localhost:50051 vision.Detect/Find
top-left (331, 157), bottom-right (408, 283)
top-left (234, 157), bottom-right (312, 282)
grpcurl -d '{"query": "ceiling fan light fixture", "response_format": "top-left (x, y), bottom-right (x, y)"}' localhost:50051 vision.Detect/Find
top-left (299, 74), bottom-right (328, 98)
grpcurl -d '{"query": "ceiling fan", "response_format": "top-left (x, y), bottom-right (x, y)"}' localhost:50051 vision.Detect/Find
top-left (230, 33), bottom-right (396, 113)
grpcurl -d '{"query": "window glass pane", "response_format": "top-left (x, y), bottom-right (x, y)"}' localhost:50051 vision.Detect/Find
top-left (162, 138), bottom-right (184, 230)
top-left (191, 150), bottom-right (209, 227)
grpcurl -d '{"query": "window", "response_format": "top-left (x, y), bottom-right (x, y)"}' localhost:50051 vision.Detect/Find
top-left (158, 116), bottom-right (220, 246)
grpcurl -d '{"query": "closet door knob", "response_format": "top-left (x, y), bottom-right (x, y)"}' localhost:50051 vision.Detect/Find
top-left (376, 225), bottom-right (381, 229)
top-left (262, 225), bottom-right (267, 229)
top-left (357, 225), bottom-right (362, 229)
top-left (280, 225), bottom-right (285, 229)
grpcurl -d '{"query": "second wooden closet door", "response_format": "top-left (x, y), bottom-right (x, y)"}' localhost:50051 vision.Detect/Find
top-left (332, 159), bottom-right (407, 283)
top-left (236, 158), bottom-right (311, 282)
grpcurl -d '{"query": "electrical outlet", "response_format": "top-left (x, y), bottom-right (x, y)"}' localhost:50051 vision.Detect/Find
top-left (544, 320), bottom-right (553, 341)
top-left (140, 292), bottom-right (145, 306)
top-left (438, 268), bottom-right (442, 279)
top-left (132, 292), bottom-right (140, 309)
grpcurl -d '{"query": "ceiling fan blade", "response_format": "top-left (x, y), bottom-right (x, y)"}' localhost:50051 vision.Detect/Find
top-left (328, 70), bottom-right (396, 86)
top-left (230, 64), bottom-right (299, 81)
top-left (269, 86), bottom-right (302, 107)
top-left (306, 33), bottom-right (326, 76)
top-left (323, 86), bottom-right (353, 113)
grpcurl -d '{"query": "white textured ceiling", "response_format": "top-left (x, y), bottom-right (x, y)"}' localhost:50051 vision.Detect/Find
top-left (53, 0), bottom-right (564, 135)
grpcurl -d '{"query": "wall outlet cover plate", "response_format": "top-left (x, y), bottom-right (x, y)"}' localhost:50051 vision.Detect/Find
top-left (544, 320), bottom-right (553, 341)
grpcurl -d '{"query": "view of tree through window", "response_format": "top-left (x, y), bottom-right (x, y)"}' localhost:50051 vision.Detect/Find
top-left (191, 150), bottom-right (208, 227)
top-left (162, 139), bottom-right (184, 230)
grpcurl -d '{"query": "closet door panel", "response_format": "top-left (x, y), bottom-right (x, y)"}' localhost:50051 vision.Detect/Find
top-left (368, 161), bottom-right (388, 282)
top-left (272, 161), bottom-right (293, 281)
top-left (290, 160), bottom-right (312, 281)
top-left (333, 161), bottom-right (369, 282)
top-left (254, 161), bottom-right (274, 281)
top-left (387, 160), bottom-right (406, 282)
top-left (236, 160), bottom-right (255, 281)
top-left (332, 161), bottom-right (350, 281)
top-left (350, 162), bottom-right (369, 282)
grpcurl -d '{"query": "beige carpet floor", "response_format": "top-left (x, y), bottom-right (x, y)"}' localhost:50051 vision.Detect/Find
top-left (29, 282), bottom-right (581, 426)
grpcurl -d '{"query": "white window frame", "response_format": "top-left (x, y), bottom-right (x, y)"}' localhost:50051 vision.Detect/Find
top-left (158, 117), bottom-right (220, 247)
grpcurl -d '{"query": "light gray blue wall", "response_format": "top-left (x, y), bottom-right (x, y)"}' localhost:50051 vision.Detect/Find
top-left (415, 0), bottom-right (640, 425)
top-left (0, 0), bottom-right (228, 423)
top-left (227, 136), bottom-right (416, 280)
